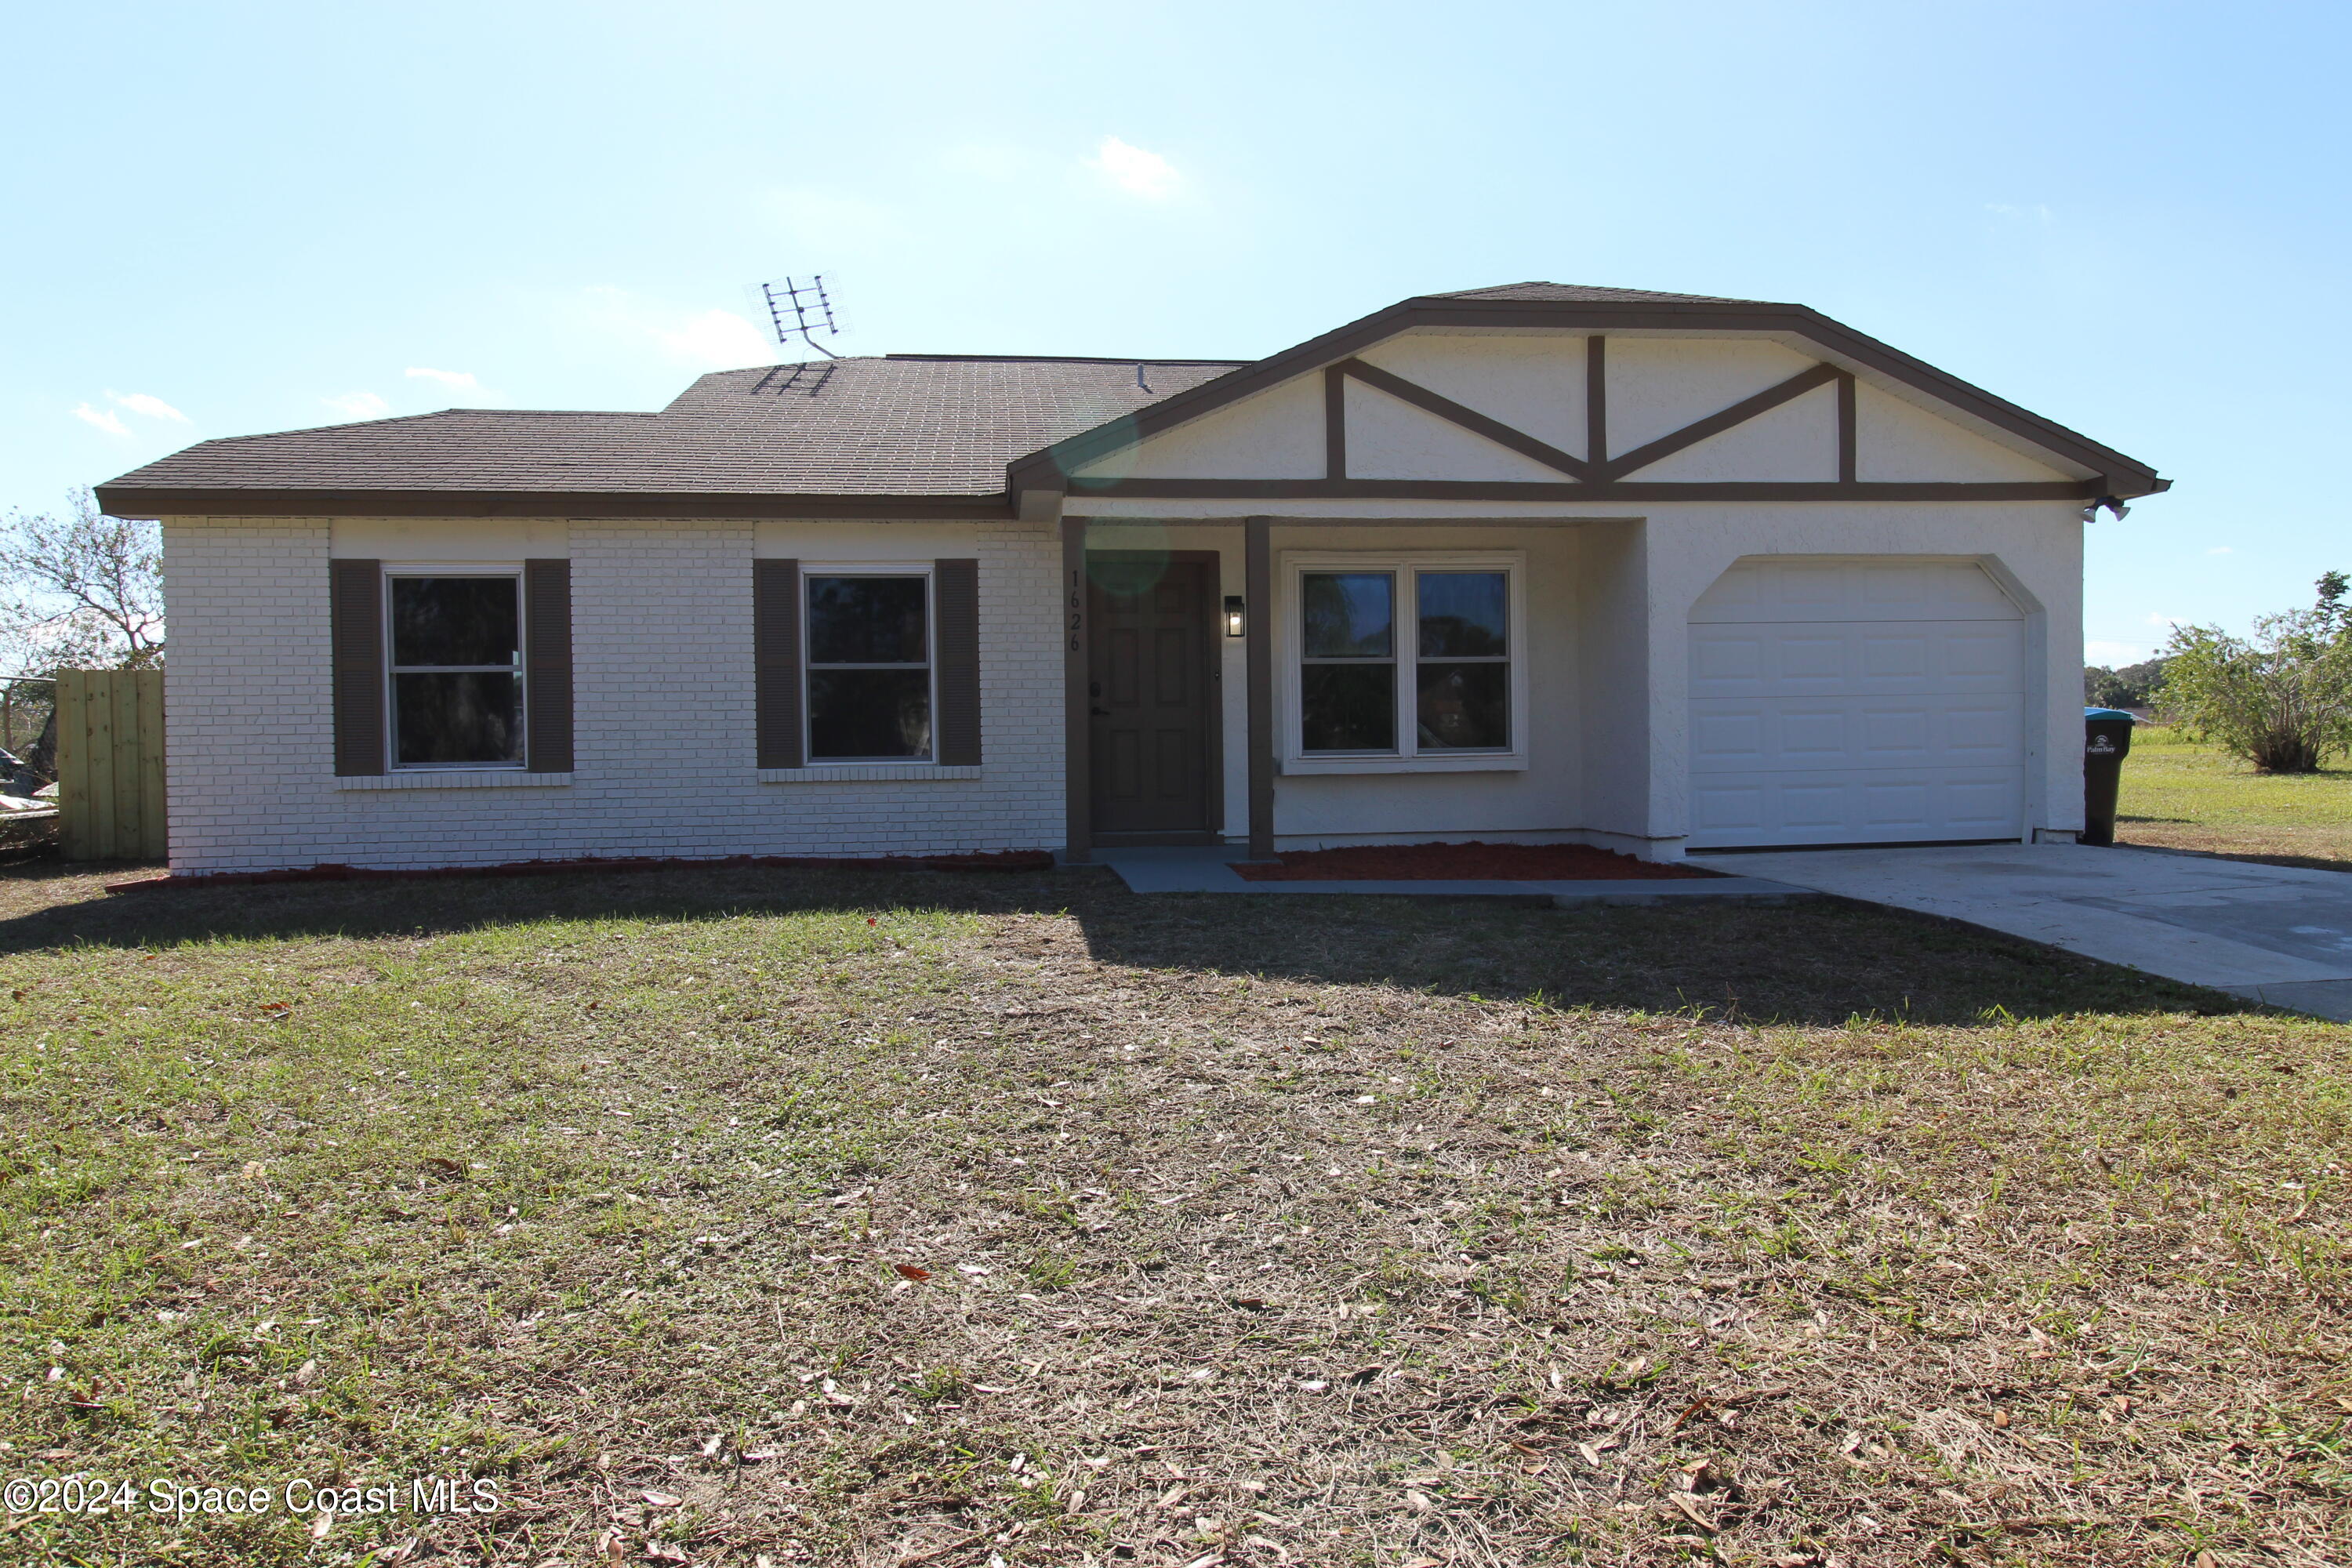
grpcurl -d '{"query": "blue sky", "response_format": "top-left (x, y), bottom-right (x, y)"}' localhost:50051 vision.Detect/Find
top-left (7, 0), bottom-right (2345, 663)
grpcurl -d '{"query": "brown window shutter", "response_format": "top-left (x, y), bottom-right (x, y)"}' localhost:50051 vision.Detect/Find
top-left (933, 557), bottom-right (982, 766)
top-left (754, 558), bottom-right (804, 769)
top-left (330, 558), bottom-right (386, 776)
top-left (524, 558), bottom-right (574, 773)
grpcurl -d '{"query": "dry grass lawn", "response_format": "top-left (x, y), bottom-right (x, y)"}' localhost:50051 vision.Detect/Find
top-left (0, 861), bottom-right (2346, 1568)
top-left (2118, 725), bottom-right (2352, 870)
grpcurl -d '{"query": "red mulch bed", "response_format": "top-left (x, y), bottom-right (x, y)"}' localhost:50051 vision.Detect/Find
top-left (1232, 841), bottom-right (1719, 881)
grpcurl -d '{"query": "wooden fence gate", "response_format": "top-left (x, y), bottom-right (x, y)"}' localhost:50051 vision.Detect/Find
top-left (56, 669), bottom-right (166, 861)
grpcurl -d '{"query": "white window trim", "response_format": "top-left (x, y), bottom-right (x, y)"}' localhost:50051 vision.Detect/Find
top-left (1279, 550), bottom-right (1530, 775)
top-left (383, 564), bottom-right (528, 773)
top-left (800, 561), bottom-right (942, 769)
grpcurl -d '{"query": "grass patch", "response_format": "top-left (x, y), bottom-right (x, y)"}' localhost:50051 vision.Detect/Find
top-left (0, 860), bottom-right (2344, 1566)
top-left (2120, 724), bottom-right (2352, 869)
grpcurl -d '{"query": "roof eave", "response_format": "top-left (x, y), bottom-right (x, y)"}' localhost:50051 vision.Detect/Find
top-left (92, 485), bottom-right (1016, 522)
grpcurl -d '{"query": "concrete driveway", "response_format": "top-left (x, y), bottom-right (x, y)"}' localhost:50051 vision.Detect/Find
top-left (1690, 841), bottom-right (2352, 1021)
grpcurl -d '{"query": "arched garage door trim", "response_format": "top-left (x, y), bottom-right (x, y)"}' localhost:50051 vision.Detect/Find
top-left (1686, 556), bottom-right (2028, 850)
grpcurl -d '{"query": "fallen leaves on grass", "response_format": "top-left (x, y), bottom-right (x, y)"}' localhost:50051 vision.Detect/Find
top-left (0, 865), bottom-right (2343, 1567)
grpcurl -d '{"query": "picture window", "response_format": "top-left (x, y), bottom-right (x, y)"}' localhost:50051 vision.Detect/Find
top-left (1300, 572), bottom-right (1396, 752)
top-left (805, 573), bottom-right (932, 761)
top-left (1292, 559), bottom-right (1518, 765)
top-left (1414, 570), bottom-right (1510, 751)
top-left (387, 574), bottom-right (524, 768)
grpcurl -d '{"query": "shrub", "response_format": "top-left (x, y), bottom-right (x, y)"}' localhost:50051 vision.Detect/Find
top-left (2155, 572), bottom-right (2352, 773)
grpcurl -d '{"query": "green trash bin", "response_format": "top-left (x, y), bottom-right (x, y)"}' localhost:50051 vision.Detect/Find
top-left (2082, 706), bottom-right (2136, 846)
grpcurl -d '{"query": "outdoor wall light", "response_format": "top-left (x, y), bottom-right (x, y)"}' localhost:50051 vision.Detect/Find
top-left (1224, 595), bottom-right (1247, 637)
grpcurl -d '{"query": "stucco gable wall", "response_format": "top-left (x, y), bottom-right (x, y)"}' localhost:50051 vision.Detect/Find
top-left (1352, 333), bottom-right (1588, 454)
top-left (1600, 337), bottom-right (1819, 453)
top-left (1626, 383), bottom-right (1840, 482)
top-left (1853, 382), bottom-right (2073, 483)
top-left (1340, 378), bottom-right (1567, 481)
top-left (1063, 331), bottom-right (2088, 488)
top-left (1069, 373), bottom-right (1324, 481)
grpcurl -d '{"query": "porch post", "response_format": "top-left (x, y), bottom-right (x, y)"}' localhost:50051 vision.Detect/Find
top-left (1245, 514), bottom-right (1275, 859)
top-left (1062, 516), bottom-right (1091, 863)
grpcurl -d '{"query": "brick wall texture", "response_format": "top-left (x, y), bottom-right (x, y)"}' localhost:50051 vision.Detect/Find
top-left (161, 518), bottom-right (1066, 872)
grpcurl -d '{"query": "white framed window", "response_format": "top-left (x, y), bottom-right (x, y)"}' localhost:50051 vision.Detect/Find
top-left (1281, 551), bottom-right (1527, 775)
top-left (804, 565), bottom-right (935, 763)
top-left (384, 568), bottom-right (526, 769)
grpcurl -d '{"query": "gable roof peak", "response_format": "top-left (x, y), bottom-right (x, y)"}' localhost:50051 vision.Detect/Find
top-left (1429, 280), bottom-right (1777, 306)
top-left (1005, 281), bottom-right (2163, 498)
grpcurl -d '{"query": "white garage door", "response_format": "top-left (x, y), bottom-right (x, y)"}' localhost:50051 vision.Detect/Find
top-left (1687, 558), bottom-right (2025, 849)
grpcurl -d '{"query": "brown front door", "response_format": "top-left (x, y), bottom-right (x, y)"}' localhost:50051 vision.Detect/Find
top-left (1087, 555), bottom-right (1218, 837)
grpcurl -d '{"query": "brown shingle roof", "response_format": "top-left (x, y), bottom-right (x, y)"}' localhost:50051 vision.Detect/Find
top-left (100, 354), bottom-right (1245, 502)
top-left (95, 281), bottom-right (2165, 512)
top-left (1432, 281), bottom-right (1771, 304)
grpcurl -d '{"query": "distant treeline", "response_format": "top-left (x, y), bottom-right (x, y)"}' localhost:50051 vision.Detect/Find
top-left (2082, 656), bottom-right (2171, 711)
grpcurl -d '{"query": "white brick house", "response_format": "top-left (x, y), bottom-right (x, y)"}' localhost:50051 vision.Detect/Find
top-left (97, 283), bottom-right (2165, 876)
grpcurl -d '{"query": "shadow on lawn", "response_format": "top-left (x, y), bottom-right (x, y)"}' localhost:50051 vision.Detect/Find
top-left (0, 858), bottom-right (2255, 1027)
top-left (2117, 833), bottom-right (2352, 877)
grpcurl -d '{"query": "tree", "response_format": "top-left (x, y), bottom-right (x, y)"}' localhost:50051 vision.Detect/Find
top-left (2084, 655), bottom-right (2171, 710)
top-left (0, 487), bottom-right (164, 675)
top-left (2154, 572), bottom-right (2352, 773)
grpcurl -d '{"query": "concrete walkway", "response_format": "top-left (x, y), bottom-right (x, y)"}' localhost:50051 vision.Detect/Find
top-left (1692, 841), bottom-right (2352, 1021)
top-left (1098, 846), bottom-right (1812, 906)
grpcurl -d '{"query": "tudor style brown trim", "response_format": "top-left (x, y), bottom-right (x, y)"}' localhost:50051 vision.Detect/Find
top-left (1835, 372), bottom-right (1858, 485)
top-left (93, 488), bottom-right (1014, 522)
top-left (1599, 362), bottom-right (1842, 481)
top-left (1065, 514), bottom-right (1646, 528)
top-left (1323, 365), bottom-right (1347, 480)
top-left (932, 557), bottom-right (982, 767)
top-left (753, 558), bottom-right (804, 769)
top-left (112, 473), bottom-right (2122, 522)
top-left (1067, 477), bottom-right (2105, 503)
top-left (1060, 517), bottom-right (1091, 862)
top-left (1337, 358), bottom-right (1591, 480)
top-left (1586, 335), bottom-right (1608, 470)
top-left (522, 558), bottom-right (574, 773)
top-left (1244, 515), bottom-right (1275, 860)
top-left (1007, 295), bottom-right (2165, 498)
top-left (329, 558), bottom-right (387, 777)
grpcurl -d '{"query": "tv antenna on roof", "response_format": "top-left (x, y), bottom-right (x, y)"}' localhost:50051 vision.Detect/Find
top-left (760, 274), bottom-right (840, 359)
